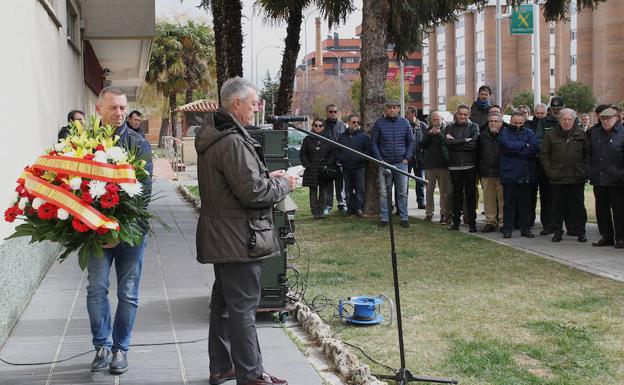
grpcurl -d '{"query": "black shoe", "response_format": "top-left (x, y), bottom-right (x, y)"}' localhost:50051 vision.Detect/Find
top-left (379, 221), bottom-right (388, 228)
top-left (552, 233), bottom-right (563, 242)
top-left (481, 224), bottom-right (496, 233)
top-left (90, 347), bottom-right (112, 372)
top-left (400, 220), bottom-right (410, 228)
top-left (592, 237), bottom-right (614, 247)
top-left (209, 368), bottom-right (236, 385)
top-left (500, 227), bottom-right (505, 233)
top-left (469, 224), bottom-right (477, 233)
top-left (109, 350), bottom-right (128, 375)
top-left (615, 240), bottom-right (624, 249)
top-left (577, 234), bottom-right (587, 243)
top-left (503, 231), bottom-right (512, 238)
top-left (521, 231), bottom-right (535, 238)
top-left (540, 229), bottom-right (554, 236)
top-left (449, 223), bottom-right (460, 231)
top-left (417, 203), bottom-right (426, 209)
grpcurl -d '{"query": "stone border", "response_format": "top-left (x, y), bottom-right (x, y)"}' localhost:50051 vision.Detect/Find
top-left (176, 184), bottom-right (201, 210)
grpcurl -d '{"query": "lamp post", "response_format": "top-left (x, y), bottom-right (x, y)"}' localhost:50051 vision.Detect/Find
top-left (303, 9), bottom-right (319, 107)
top-left (324, 50), bottom-right (341, 90)
top-left (243, 13), bottom-right (254, 85)
top-left (255, 45), bottom-right (280, 92)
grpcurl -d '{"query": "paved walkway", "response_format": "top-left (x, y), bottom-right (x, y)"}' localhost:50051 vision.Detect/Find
top-left (405, 189), bottom-right (624, 283)
top-left (0, 175), bottom-right (324, 384)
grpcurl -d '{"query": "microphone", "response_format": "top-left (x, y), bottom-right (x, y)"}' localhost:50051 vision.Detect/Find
top-left (266, 115), bottom-right (308, 123)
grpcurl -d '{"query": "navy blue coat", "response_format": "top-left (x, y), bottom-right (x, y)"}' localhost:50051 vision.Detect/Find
top-left (370, 116), bottom-right (414, 164)
top-left (588, 124), bottom-right (624, 186)
top-left (337, 129), bottom-right (370, 170)
top-left (115, 123), bottom-right (153, 198)
top-left (499, 126), bottom-right (539, 184)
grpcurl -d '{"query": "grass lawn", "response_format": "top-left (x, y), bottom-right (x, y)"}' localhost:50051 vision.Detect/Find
top-left (286, 188), bottom-right (624, 385)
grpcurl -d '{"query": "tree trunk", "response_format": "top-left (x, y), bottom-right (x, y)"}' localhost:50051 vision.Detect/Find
top-left (223, 0), bottom-right (243, 78)
top-left (360, 0), bottom-right (390, 215)
top-left (158, 118), bottom-right (169, 148)
top-left (273, 8), bottom-right (303, 121)
top-left (185, 87), bottom-right (193, 104)
top-left (210, 0), bottom-right (228, 103)
top-left (169, 93), bottom-right (178, 139)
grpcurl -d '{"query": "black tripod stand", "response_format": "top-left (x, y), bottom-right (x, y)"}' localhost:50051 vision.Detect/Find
top-left (279, 119), bottom-right (458, 385)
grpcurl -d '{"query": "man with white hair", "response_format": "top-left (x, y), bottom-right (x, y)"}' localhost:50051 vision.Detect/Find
top-left (540, 108), bottom-right (590, 243)
top-left (195, 77), bottom-right (297, 385)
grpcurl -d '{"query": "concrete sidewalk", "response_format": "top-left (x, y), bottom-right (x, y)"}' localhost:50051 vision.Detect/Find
top-left (405, 189), bottom-right (624, 283)
top-left (0, 176), bottom-right (324, 384)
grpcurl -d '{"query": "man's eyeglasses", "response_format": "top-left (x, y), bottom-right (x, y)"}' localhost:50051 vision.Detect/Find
top-left (313, 123), bottom-right (324, 127)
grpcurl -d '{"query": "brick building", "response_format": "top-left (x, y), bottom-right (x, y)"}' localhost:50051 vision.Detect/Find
top-left (422, 1), bottom-right (624, 115)
top-left (292, 18), bottom-right (423, 117)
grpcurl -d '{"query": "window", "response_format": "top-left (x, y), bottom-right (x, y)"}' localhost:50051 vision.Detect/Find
top-left (550, 27), bottom-right (555, 34)
top-left (476, 51), bottom-right (485, 63)
top-left (456, 74), bottom-right (465, 85)
top-left (550, 68), bottom-right (554, 75)
top-left (571, 30), bottom-right (577, 40)
top-left (438, 95), bottom-right (446, 104)
top-left (571, 55), bottom-right (577, 65)
top-left (457, 55), bottom-right (465, 66)
top-left (456, 17), bottom-right (464, 29)
top-left (343, 57), bottom-right (356, 64)
top-left (66, 0), bottom-right (80, 52)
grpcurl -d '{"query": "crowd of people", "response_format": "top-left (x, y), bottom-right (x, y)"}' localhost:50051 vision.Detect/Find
top-left (300, 86), bottom-right (624, 248)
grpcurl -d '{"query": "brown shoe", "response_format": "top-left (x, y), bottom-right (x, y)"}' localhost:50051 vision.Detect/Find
top-left (209, 368), bottom-right (236, 385)
top-left (241, 372), bottom-right (288, 385)
top-left (424, 214), bottom-right (433, 222)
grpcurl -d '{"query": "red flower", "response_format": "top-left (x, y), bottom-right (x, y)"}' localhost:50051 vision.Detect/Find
top-left (81, 191), bottom-right (93, 204)
top-left (27, 208), bottom-right (36, 215)
top-left (95, 144), bottom-right (105, 152)
top-left (48, 150), bottom-right (58, 156)
top-left (80, 179), bottom-right (90, 192)
top-left (100, 192), bottom-right (119, 209)
top-left (37, 203), bottom-right (58, 220)
top-left (105, 183), bottom-right (120, 194)
top-left (15, 184), bottom-right (26, 196)
top-left (84, 154), bottom-right (95, 161)
top-left (55, 173), bottom-right (68, 183)
top-left (96, 227), bottom-right (110, 235)
top-left (60, 183), bottom-right (71, 191)
top-left (4, 206), bottom-right (23, 223)
top-left (71, 218), bottom-right (90, 233)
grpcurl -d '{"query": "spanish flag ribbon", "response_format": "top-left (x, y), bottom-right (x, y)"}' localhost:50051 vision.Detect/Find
top-left (32, 155), bottom-right (137, 184)
top-left (23, 172), bottom-right (120, 231)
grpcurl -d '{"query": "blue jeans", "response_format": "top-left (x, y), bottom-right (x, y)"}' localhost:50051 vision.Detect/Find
top-left (343, 168), bottom-right (365, 213)
top-left (378, 162), bottom-right (408, 221)
top-left (86, 236), bottom-right (148, 352)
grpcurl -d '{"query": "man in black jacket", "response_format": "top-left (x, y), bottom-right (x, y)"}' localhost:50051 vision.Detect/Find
top-left (323, 104), bottom-right (347, 215)
top-left (470, 85), bottom-right (493, 130)
top-left (57, 109), bottom-right (85, 140)
top-left (478, 112), bottom-right (504, 232)
top-left (406, 106), bottom-right (426, 208)
top-left (338, 114), bottom-right (370, 217)
top-left (446, 104), bottom-right (480, 232)
top-left (588, 107), bottom-right (624, 248)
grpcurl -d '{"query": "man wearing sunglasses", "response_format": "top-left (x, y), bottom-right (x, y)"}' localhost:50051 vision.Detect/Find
top-left (323, 104), bottom-right (347, 215)
top-left (337, 114), bottom-right (370, 217)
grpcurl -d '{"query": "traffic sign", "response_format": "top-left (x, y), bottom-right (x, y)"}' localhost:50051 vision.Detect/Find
top-left (511, 4), bottom-right (533, 34)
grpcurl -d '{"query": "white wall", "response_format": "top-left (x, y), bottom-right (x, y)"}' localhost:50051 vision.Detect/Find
top-left (0, 0), bottom-right (87, 239)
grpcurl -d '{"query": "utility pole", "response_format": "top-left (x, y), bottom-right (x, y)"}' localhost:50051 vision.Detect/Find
top-left (400, 60), bottom-right (405, 117)
top-left (533, 2), bottom-right (541, 106)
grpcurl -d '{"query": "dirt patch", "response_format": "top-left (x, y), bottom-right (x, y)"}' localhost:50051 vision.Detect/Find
top-left (513, 353), bottom-right (555, 380)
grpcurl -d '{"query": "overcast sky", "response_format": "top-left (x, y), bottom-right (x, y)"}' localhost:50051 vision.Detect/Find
top-left (155, 0), bottom-right (363, 88)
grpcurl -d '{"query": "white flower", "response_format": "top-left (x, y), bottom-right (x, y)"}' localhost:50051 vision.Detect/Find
top-left (18, 197), bottom-right (29, 210)
top-left (8, 191), bottom-right (19, 205)
top-left (88, 180), bottom-right (107, 198)
top-left (93, 150), bottom-right (108, 164)
top-left (63, 151), bottom-right (76, 157)
top-left (106, 146), bottom-right (126, 162)
top-left (68, 177), bottom-right (82, 190)
top-left (119, 182), bottom-right (143, 198)
top-left (54, 142), bottom-right (67, 151)
top-left (32, 197), bottom-right (45, 209)
top-left (57, 208), bottom-right (69, 220)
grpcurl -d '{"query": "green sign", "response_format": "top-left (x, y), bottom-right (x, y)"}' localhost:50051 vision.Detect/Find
top-left (511, 5), bottom-right (533, 34)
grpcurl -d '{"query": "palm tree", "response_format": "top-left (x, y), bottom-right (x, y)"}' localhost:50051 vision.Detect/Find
top-left (178, 21), bottom-right (217, 104)
top-left (146, 21), bottom-right (186, 139)
top-left (255, 0), bottom-right (355, 119)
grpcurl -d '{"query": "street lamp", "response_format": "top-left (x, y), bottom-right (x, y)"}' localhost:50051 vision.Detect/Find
top-left (324, 50), bottom-right (341, 90)
top-left (255, 45), bottom-right (280, 91)
top-left (303, 9), bottom-right (319, 106)
top-left (242, 13), bottom-right (254, 85)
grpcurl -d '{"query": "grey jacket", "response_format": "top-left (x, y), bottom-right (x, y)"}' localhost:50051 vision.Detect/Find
top-left (194, 110), bottom-right (291, 264)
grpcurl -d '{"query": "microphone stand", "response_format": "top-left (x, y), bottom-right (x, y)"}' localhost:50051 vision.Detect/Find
top-left (288, 126), bottom-right (458, 385)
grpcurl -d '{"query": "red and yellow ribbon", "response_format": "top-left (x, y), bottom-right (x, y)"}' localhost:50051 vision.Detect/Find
top-left (23, 172), bottom-right (119, 231)
top-left (32, 155), bottom-right (136, 184)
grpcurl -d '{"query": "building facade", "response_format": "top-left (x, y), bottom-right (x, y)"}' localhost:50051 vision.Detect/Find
top-left (422, 1), bottom-right (624, 114)
top-left (0, 0), bottom-right (154, 346)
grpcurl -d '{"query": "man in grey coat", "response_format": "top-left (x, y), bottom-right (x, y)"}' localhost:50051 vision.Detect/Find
top-left (195, 77), bottom-right (298, 385)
